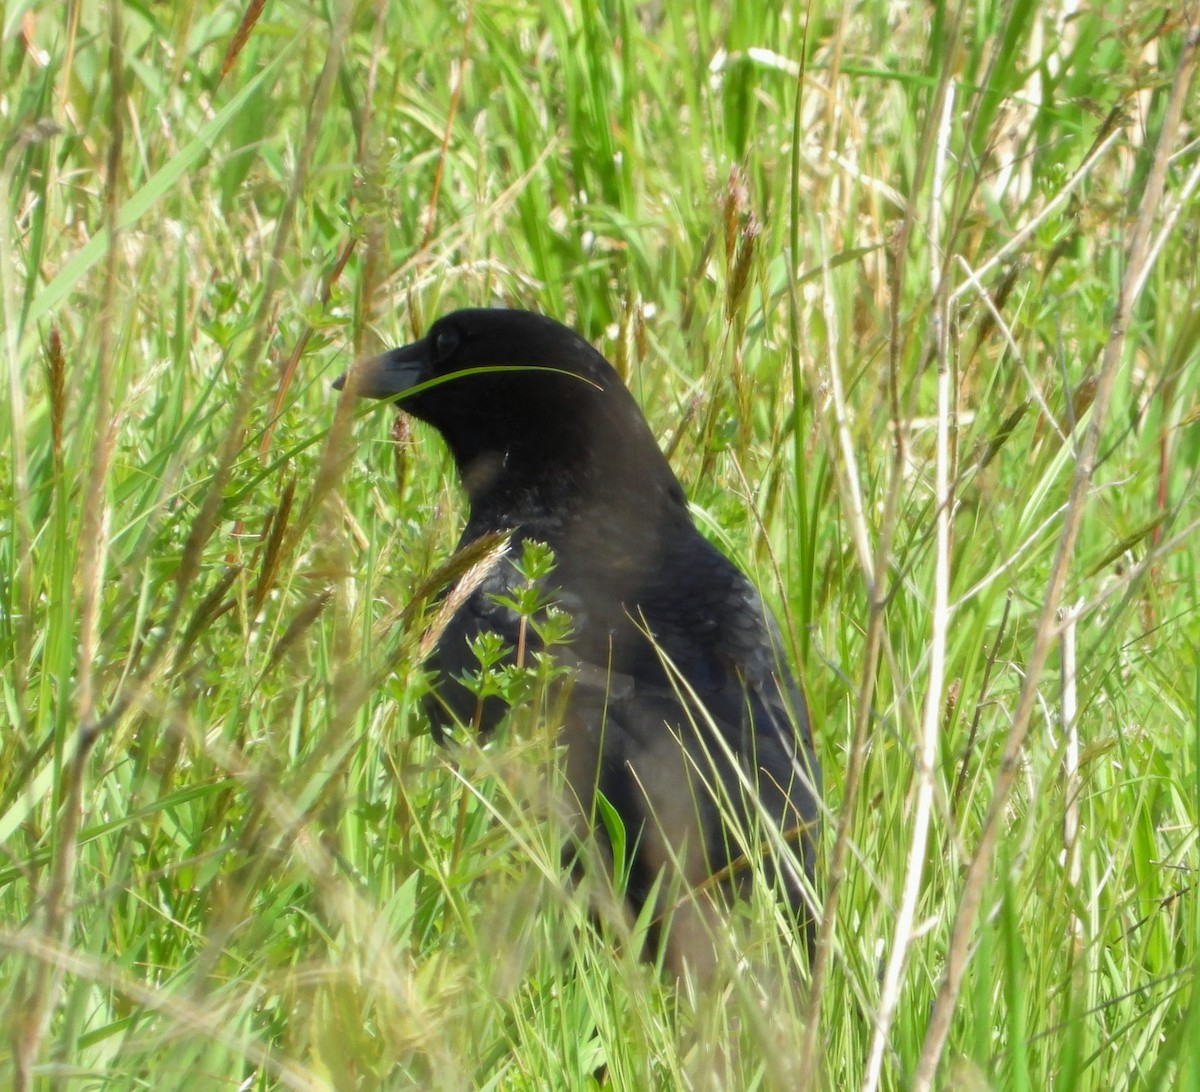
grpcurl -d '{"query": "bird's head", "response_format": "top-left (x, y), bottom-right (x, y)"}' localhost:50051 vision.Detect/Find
top-left (334, 308), bottom-right (685, 527)
top-left (335, 308), bottom-right (614, 420)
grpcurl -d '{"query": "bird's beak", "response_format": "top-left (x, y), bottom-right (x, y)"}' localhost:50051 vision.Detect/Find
top-left (332, 341), bottom-right (429, 401)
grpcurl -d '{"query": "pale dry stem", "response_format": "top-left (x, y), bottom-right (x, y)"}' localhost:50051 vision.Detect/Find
top-left (862, 77), bottom-right (958, 1092)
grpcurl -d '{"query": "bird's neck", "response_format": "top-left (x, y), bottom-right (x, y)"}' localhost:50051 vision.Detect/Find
top-left (459, 446), bottom-right (689, 559)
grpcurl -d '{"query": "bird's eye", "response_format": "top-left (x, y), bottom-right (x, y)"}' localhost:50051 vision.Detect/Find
top-left (434, 328), bottom-right (460, 359)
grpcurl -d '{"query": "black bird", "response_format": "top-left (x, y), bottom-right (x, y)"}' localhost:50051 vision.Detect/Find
top-left (335, 308), bottom-right (820, 972)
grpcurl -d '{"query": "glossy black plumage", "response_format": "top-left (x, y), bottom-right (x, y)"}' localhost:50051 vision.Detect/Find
top-left (335, 308), bottom-right (820, 969)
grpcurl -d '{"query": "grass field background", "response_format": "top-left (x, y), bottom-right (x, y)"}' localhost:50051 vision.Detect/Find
top-left (2, 0), bottom-right (1198, 1088)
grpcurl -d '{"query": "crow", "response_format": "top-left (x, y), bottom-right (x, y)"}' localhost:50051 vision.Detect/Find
top-left (334, 308), bottom-right (820, 973)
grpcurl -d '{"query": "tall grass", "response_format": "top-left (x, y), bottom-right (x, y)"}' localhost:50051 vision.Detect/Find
top-left (2, 1), bottom-right (1198, 1088)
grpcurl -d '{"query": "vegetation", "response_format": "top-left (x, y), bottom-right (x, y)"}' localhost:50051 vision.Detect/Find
top-left (2, 0), bottom-right (1198, 1087)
